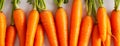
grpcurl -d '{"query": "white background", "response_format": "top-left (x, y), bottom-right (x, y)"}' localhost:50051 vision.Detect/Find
top-left (3, 0), bottom-right (118, 46)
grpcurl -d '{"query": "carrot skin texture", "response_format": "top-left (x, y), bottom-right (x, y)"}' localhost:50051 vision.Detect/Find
top-left (34, 24), bottom-right (44, 46)
top-left (40, 10), bottom-right (58, 46)
top-left (97, 7), bottom-right (107, 42)
top-left (111, 10), bottom-right (120, 46)
top-left (92, 25), bottom-right (101, 46)
top-left (13, 9), bottom-right (26, 46)
top-left (78, 16), bottom-right (93, 46)
top-left (5, 26), bottom-right (16, 46)
top-left (55, 8), bottom-right (68, 46)
top-left (0, 12), bottom-right (6, 46)
top-left (25, 10), bottom-right (39, 46)
top-left (69, 0), bottom-right (82, 46)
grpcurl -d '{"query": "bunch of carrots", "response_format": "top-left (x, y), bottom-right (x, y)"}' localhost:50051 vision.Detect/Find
top-left (0, 0), bottom-right (120, 46)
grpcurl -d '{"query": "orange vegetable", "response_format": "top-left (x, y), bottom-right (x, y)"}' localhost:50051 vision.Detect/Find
top-left (40, 10), bottom-right (58, 46)
top-left (25, 10), bottom-right (39, 46)
top-left (55, 7), bottom-right (68, 46)
top-left (111, 0), bottom-right (120, 46)
top-left (78, 16), bottom-right (93, 46)
top-left (92, 25), bottom-right (101, 46)
top-left (13, 9), bottom-right (26, 46)
top-left (69, 0), bottom-right (82, 46)
top-left (0, 12), bottom-right (6, 46)
top-left (34, 24), bottom-right (44, 46)
top-left (5, 26), bottom-right (16, 46)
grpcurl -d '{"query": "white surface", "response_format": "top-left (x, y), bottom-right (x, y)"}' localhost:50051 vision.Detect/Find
top-left (3, 0), bottom-right (118, 46)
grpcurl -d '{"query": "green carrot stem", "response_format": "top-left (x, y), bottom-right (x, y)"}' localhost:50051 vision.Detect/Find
top-left (86, 0), bottom-right (93, 16)
top-left (37, 0), bottom-right (46, 11)
top-left (98, 0), bottom-right (103, 7)
top-left (115, 0), bottom-right (120, 11)
top-left (92, 0), bottom-right (97, 24)
top-left (0, 0), bottom-right (4, 11)
top-left (54, 0), bottom-right (68, 8)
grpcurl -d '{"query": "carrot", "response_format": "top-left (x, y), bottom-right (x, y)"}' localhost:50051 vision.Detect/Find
top-left (69, 0), bottom-right (82, 46)
top-left (111, 0), bottom-right (120, 46)
top-left (97, 0), bottom-right (108, 42)
top-left (0, 0), bottom-right (6, 46)
top-left (104, 16), bottom-right (111, 46)
top-left (54, 0), bottom-right (68, 46)
top-left (25, 0), bottom-right (39, 46)
top-left (37, 0), bottom-right (58, 46)
top-left (78, 0), bottom-right (93, 46)
top-left (92, 25), bottom-right (101, 46)
top-left (11, 0), bottom-right (26, 46)
top-left (5, 26), bottom-right (16, 46)
top-left (34, 24), bottom-right (44, 46)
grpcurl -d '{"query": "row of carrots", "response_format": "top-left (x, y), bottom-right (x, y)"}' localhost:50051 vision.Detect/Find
top-left (0, 0), bottom-right (120, 46)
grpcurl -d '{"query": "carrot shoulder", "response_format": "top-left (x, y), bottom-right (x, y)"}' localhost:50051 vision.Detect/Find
top-left (25, 10), bottom-right (39, 46)
top-left (40, 10), bottom-right (58, 46)
top-left (13, 9), bottom-right (26, 46)
top-left (55, 8), bottom-right (68, 46)
top-left (97, 7), bottom-right (107, 42)
top-left (0, 12), bottom-right (6, 46)
top-left (69, 0), bottom-right (82, 46)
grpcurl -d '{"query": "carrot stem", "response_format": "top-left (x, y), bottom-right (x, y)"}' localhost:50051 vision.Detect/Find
top-left (98, 0), bottom-right (103, 7)
top-left (54, 0), bottom-right (68, 8)
top-left (86, 0), bottom-right (93, 16)
top-left (114, 0), bottom-right (120, 11)
top-left (27, 0), bottom-right (37, 10)
top-left (0, 0), bottom-right (4, 11)
top-left (37, 0), bottom-right (46, 11)
top-left (92, 0), bottom-right (97, 24)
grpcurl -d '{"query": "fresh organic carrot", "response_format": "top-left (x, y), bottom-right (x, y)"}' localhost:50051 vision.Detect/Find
top-left (54, 0), bottom-right (68, 46)
top-left (0, 0), bottom-right (6, 46)
top-left (5, 26), bottom-right (16, 46)
top-left (104, 16), bottom-right (111, 46)
top-left (37, 0), bottom-right (58, 46)
top-left (34, 24), bottom-right (44, 46)
top-left (111, 0), bottom-right (120, 46)
top-left (78, 0), bottom-right (93, 46)
top-left (11, 0), bottom-right (26, 46)
top-left (25, 0), bottom-right (39, 46)
top-left (97, 0), bottom-right (108, 42)
top-left (69, 0), bottom-right (82, 46)
top-left (55, 8), bottom-right (68, 46)
top-left (92, 25), bottom-right (101, 46)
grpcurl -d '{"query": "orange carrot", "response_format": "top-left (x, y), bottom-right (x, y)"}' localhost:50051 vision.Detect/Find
top-left (5, 26), bottom-right (16, 46)
top-left (104, 16), bottom-right (111, 46)
top-left (34, 24), bottom-right (44, 46)
top-left (11, 0), bottom-right (26, 46)
top-left (92, 25), bottom-right (101, 46)
top-left (54, 0), bottom-right (68, 46)
top-left (55, 7), bottom-right (68, 46)
top-left (111, 0), bottom-right (120, 46)
top-left (0, 0), bottom-right (6, 45)
top-left (78, 16), bottom-right (93, 46)
top-left (40, 10), bottom-right (58, 46)
top-left (78, 0), bottom-right (93, 46)
top-left (97, 0), bottom-right (108, 42)
top-left (69, 0), bottom-right (82, 46)
top-left (0, 12), bottom-right (6, 46)
top-left (25, 9), bottom-right (39, 46)
top-left (25, 0), bottom-right (39, 46)
top-left (37, 0), bottom-right (58, 46)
